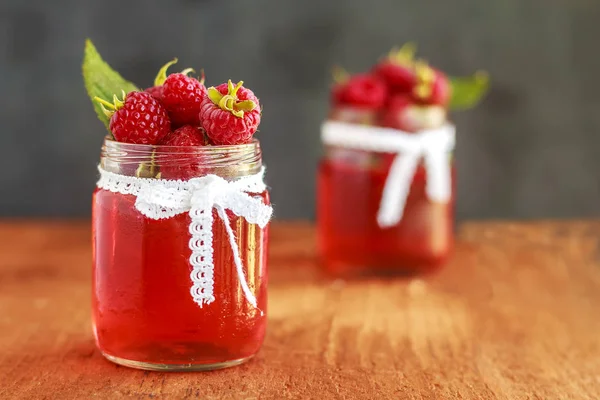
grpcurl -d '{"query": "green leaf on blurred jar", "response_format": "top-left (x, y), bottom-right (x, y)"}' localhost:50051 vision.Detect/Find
top-left (449, 71), bottom-right (490, 111)
top-left (82, 38), bottom-right (139, 128)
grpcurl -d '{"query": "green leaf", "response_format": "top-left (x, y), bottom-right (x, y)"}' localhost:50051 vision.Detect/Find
top-left (449, 71), bottom-right (490, 111)
top-left (82, 39), bottom-right (139, 128)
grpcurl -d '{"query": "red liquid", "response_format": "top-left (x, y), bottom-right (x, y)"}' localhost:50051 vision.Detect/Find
top-left (92, 188), bottom-right (269, 366)
top-left (317, 152), bottom-right (455, 276)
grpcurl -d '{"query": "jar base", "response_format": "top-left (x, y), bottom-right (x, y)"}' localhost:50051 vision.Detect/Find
top-left (321, 258), bottom-right (446, 279)
top-left (102, 352), bottom-right (254, 372)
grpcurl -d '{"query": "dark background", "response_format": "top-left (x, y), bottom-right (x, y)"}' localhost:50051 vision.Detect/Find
top-left (1, 0), bottom-right (599, 220)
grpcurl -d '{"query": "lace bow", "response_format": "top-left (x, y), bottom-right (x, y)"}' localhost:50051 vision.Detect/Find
top-left (321, 121), bottom-right (455, 227)
top-left (97, 166), bottom-right (272, 308)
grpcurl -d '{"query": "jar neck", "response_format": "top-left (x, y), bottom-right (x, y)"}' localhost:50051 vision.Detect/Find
top-left (100, 138), bottom-right (263, 180)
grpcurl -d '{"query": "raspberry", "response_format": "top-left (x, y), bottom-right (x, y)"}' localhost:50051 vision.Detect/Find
top-left (199, 80), bottom-right (261, 145)
top-left (373, 43), bottom-right (417, 94)
top-left (381, 94), bottom-right (447, 132)
top-left (153, 59), bottom-right (206, 127)
top-left (163, 74), bottom-right (206, 126)
top-left (159, 125), bottom-right (210, 180)
top-left (331, 73), bottom-right (387, 109)
top-left (159, 125), bottom-right (209, 146)
top-left (380, 94), bottom-right (412, 130)
top-left (428, 72), bottom-right (451, 106)
top-left (95, 91), bottom-right (171, 144)
top-left (144, 85), bottom-right (164, 101)
top-left (412, 61), bottom-right (451, 106)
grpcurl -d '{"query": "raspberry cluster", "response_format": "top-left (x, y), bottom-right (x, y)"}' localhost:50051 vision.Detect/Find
top-left (94, 59), bottom-right (261, 148)
top-left (330, 43), bottom-right (452, 132)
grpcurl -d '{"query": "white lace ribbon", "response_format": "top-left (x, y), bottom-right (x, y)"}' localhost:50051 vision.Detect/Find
top-left (321, 121), bottom-right (455, 228)
top-left (96, 166), bottom-right (272, 308)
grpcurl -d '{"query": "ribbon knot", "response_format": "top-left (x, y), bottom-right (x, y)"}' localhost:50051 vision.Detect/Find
top-left (188, 175), bottom-right (230, 212)
top-left (321, 121), bottom-right (455, 228)
top-left (97, 166), bottom-right (272, 308)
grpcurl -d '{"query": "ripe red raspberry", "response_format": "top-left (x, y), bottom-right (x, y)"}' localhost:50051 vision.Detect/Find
top-left (144, 85), bottom-right (164, 101)
top-left (159, 125), bottom-right (209, 146)
top-left (412, 61), bottom-right (451, 107)
top-left (373, 43), bottom-right (417, 94)
top-left (95, 91), bottom-right (171, 144)
top-left (381, 93), bottom-right (447, 132)
top-left (331, 73), bottom-right (387, 109)
top-left (199, 80), bottom-right (261, 145)
top-left (159, 125), bottom-right (210, 180)
top-left (153, 59), bottom-right (206, 127)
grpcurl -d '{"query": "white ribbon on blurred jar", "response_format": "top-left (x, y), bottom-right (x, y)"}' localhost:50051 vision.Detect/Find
top-left (321, 121), bottom-right (455, 227)
top-left (96, 166), bottom-right (272, 308)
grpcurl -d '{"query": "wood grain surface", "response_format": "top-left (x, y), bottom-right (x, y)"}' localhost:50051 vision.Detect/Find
top-left (1, 220), bottom-right (599, 400)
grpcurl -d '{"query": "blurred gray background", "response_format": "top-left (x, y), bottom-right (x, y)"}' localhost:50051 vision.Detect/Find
top-left (1, 0), bottom-right (599, 220)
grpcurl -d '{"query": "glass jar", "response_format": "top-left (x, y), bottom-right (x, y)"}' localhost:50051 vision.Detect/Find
top-left (317, 127), bottom-right (455, 277)
top-left (92, 138), bottom-right (270, 371)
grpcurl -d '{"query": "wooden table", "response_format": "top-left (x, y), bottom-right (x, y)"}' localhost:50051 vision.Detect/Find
top-left (1, 221), bottom-right (599, 399)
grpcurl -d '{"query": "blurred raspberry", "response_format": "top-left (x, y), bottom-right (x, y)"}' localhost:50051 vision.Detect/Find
top-left (331, 73), bottom-right (387, 110)
top-left (373, 43), bottom-right (417, 94)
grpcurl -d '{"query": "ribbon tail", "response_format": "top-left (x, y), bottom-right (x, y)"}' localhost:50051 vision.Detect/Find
top-left (215, 205), bottom-right (258, 308)
top-left (189, 206), bottom-right (216, 306)
top-left (422, 128), bottom-right (453, 204)
top-left (377, 153), bottom-right (421, 228)
top-left (423, 150), bottom-right (452, 203)
top-left (221, 192), bottom-right (273, 228)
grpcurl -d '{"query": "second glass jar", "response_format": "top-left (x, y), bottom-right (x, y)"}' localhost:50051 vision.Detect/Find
top-left (317, 145), bottom-right (455, 276)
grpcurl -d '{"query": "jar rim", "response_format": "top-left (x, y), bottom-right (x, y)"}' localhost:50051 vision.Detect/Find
top-left (100, 137), bottom-right (263, 178)
top-left (102, 136), bottom-right (260, 152)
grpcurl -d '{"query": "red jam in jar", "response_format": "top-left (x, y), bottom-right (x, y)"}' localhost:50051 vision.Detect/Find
top-left (92, 139), bottom-right (270, 371)
top-left (317, 131), bottom-right (455, 277)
